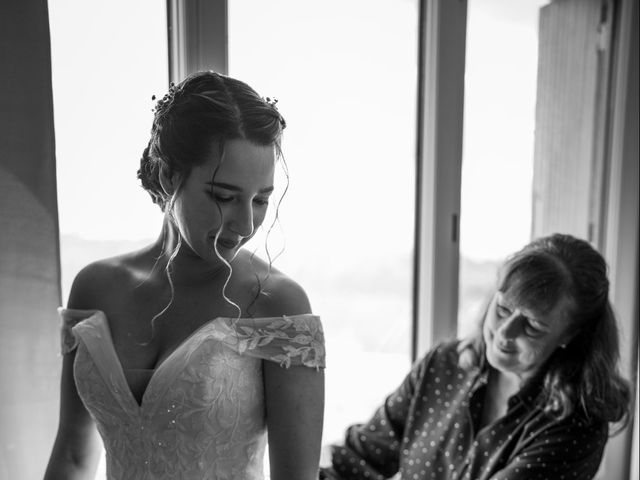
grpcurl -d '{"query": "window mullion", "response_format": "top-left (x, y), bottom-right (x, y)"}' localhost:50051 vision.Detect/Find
top-left (413, 0), bottom-right (467, 359)
top-left (167, 0), bottom-right (228, 83)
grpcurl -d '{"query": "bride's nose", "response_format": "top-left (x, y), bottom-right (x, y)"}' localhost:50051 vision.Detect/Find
top-left (227, 202), bottom-right (255, 238)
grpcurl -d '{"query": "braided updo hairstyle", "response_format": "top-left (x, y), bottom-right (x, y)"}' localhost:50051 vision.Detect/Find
top-left (138, 71), bottom-right (286, 211)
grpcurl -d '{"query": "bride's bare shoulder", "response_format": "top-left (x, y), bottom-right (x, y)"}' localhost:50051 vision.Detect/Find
top-left (237, 252), bottom-right (311, 318)
top-left (66, 245), bottom-right (157, 309)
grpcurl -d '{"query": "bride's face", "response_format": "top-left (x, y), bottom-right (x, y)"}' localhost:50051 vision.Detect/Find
top-left (171, 138), bottom-right (276, 264)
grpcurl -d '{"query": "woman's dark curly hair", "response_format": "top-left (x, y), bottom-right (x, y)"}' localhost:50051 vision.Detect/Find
top-left (137, 71), bottom-right (286, 210)
top-left (460, 234), bottom-right (631, 432)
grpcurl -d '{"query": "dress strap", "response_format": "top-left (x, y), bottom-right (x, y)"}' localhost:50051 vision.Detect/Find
top-left (58, 308), bottom-right (100, 355)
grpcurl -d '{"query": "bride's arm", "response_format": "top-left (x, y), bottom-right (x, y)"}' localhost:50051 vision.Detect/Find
top-left (262, 274), bottom-right (325, 480)
top-left (265, 362), bottom-right (325, 480)
top-left (44, 350), bottom-right (101, 480)
top-left (44, 267), bottom-right (102, 480)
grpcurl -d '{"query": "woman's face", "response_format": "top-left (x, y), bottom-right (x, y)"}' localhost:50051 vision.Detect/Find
top-left (171, 138), bottom-right (276, 264)
top-left (483, 290), bottom-right (574, 382)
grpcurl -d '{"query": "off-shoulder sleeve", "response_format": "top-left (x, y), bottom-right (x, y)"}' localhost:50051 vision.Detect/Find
top-left (218, 314), bottom-right (326, 369)
top-left (58, 308), bottom-right (99, 355)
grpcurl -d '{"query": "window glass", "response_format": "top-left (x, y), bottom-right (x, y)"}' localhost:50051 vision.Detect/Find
top-left (49, 2), bottom-right (168, 477)
top-left (458, 0), bottom-right (548, 336)
top-left (49, 1), bottom-right (168, 300)
top-left (229, 0), bottom-right (419, 446)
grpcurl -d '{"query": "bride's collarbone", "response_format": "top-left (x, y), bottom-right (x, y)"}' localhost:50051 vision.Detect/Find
top-left (106, 292), bottom-right (253, 365)
top-left (106, 305), bottom-right (225, 370)
top-left (101, 266), bottom-right (269, 367)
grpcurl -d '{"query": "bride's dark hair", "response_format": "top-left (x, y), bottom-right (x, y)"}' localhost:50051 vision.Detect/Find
top-left (138, 71), bottom-right (286, 211)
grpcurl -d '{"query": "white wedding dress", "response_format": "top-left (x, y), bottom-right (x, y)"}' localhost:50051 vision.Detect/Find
top-left (60, 308), bottom-right (325, 480)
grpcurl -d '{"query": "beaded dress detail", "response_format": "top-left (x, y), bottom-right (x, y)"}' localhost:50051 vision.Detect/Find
top-left (59, 308), bottom-right (325, 480)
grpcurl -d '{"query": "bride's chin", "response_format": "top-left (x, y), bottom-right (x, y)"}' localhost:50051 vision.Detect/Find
top-left (206, 247), bottom-right (237, 263)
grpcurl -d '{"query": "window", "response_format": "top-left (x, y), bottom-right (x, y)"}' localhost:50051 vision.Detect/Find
top-left (49, 1), bottom-right (168, 300)
top-left (457, 0), bottom-right (547, 336)
top-left (48, 1), bottom-right (636, 477)
top-left (228, 0), bottom-right (419, 445)
top-left (49, 2), bottom-right (168, 477)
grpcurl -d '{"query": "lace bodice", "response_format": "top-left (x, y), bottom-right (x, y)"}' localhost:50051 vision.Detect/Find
top-left (59, 308), bottom-right (325, 480)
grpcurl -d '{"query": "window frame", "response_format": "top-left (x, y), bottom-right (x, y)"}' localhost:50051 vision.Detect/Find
top-left (599, 0), bottom-right (639, 478)
top-left (166, 0), bottom-right (228, 83)
top-left (166, 0), bottom-right (467, 361)
top-left (413, 0), bottom-right (467, 359)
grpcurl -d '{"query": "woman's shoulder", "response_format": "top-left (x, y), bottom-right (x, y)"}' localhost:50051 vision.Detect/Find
top-left (236, 251), bottom-right (311, 317)
top-left (260, 269), bottom-right (311, 317)
top-left (415, 339), bottom-right (464, 363)
top-left (67, 247), bottom-right (154, 309)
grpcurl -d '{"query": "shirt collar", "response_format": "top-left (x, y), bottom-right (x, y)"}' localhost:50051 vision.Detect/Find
top-left (512, 367), bottom-right (546, 408)
top-left (473, 356), bottom-right (545, 410)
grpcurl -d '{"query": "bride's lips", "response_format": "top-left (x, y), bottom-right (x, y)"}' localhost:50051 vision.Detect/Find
top-left (216, 238), bottom-right (240, 250)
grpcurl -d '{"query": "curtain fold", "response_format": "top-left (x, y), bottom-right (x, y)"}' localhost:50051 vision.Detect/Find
top-left (0, 1), bottom-right (62, 479)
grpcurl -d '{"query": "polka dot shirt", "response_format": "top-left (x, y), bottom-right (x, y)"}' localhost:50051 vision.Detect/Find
top-left (321, 341), bottom-right (607, 480)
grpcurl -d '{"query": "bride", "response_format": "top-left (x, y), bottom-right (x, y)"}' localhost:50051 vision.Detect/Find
top-left (45, 71), bottom-right (325, 480)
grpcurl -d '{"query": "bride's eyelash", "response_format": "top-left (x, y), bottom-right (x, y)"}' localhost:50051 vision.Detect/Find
top-left (206, 190), bottom-right (233, 203)
top-left (206, 189), bottom-right (271, 207)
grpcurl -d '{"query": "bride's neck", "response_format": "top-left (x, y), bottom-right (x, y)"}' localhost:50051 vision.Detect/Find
top-left (151, 220), bottom-right (228, 286)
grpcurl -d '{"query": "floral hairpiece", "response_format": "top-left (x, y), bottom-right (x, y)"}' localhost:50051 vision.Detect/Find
top-left (264, 96), bottom-right (278, 107)
top-left (264, 97), bottom-right (287, 129)
top-left (151, 82), bottom-right (178, 113)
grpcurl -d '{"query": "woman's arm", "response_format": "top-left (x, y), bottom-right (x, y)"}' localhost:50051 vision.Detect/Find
top-left (44, 350), bottom-right (101, 480)
top-left (264, 362), bottom-right (325, 480)
top-left (261, 272), bottom-right (325, 479)
top-left (321, 352), bottom-right (431, 479)
top-left (44, 265), bottom-right (103, 480)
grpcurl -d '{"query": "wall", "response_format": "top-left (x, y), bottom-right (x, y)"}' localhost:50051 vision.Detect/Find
top-left (0, 1), bottom-right (61, 479)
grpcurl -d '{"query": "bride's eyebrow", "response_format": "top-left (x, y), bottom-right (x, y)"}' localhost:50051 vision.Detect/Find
top-left (205, 181), bottom-right (274, 194)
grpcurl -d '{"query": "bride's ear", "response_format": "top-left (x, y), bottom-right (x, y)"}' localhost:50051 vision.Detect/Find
top-left (158, 165), bottom-right (178, 196)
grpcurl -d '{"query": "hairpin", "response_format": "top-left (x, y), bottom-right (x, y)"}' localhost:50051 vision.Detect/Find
top-left (152, 82), bottom-right (178, 113)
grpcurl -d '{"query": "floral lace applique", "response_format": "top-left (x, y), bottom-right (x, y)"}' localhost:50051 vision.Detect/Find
top-left (247, 316), bottom-right (323, 368)
top-left (216, 315), bottom-right (325, 369)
